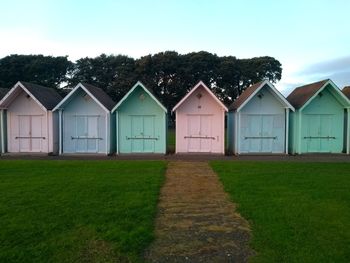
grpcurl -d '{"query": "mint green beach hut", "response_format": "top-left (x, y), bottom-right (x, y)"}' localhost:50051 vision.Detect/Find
top-left (112, 81), bottom-right (167, 154)
top-left (287, 79), bottom-right (350, 154)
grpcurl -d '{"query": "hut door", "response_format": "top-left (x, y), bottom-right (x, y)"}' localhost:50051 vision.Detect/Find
top-left (18, 116), bottom-right (30, 152)
top-left (130, 115), bottom-right (155, 153)
top-left (200, 115), bottom-right (212, 152)
top-left (241, 114), bottom-right (282, 153)
top-left (18, 115), bottom-right (43, 152)
top-left (306, 115), bottom-right (333, 152)
top-left (75, 116), bottom-right (99, 153)
top-left (31, 116), bottom-right (43, 152)
top-left (261, 115), bottom-right (274, 152)
top-left (187, 115), bottom-right (212, 152)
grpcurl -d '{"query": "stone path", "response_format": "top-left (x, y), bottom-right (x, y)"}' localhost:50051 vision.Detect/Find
top-left (144, 161), bottom-right (254, 263)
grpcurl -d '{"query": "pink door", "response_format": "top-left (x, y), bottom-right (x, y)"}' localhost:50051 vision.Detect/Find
top-left (187, 115), bottom-right (200, 152)
top-left (186, 115), bottom-right (212, 153)
top-left (18, 115), bottom-right (43, 152)
top-left (31, 116), bottom-right (43, 152)
top-left (200, 115), bottom-right (212, 152)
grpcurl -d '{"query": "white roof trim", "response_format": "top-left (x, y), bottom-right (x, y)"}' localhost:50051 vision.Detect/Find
top-left (0, 81), bottom-right (48, 112)
top-left (172, 81), bottom-right (228, 112)
top-left (299, 79), bottom-right (350, 111)
top-left (112, 81), bottom-right (167, 113)
top-left (237, 80), bottom-right (295, 112)
top-left (53, 83), bottom-right (109, 113)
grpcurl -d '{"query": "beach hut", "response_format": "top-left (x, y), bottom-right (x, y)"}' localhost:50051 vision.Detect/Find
top-left (112, 81), bottom-right (167, 154)
top-left (0, 81), bottom-right (61, 154)
top-left (172, 81), bottom-right (227, 154)
top-left (228, 80), bottom-right (294, 154)
top-left (287, 79), bottom-right (350, 154)
top-left (53, 83), bottom-right (115, 155)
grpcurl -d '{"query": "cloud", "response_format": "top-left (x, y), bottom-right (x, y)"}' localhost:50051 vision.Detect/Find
top-left (280, 55), bottom-right (350, 90)
top-left (298, 56), bottom-right (350, 76)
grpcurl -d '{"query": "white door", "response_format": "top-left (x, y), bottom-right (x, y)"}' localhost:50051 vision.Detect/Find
top-left (186, 115), bottom-right (212, 153)
top-left (18, 115), bottom-right (43, 152)
top-left (31, 116), bottom-right (43, 152)
top-left (19, 116), bottom-right (30, 152)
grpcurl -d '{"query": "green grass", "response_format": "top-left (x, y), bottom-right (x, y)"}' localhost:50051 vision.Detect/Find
top-left (0, 160), bottom-right (166, 263)
top-left (211, 161), bottom-right (350, 263)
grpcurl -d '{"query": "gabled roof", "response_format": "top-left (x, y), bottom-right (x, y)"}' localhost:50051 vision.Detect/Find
top-left (287, 79), bottom-right (350, 110)
top-left (112, 81), bottom-right (167, 113)
top-left (172, 81), bottom-right (228, 112)
top-left (229, 80), bottom-right (294, 112)
top-left (0, 88), bottom-right (9, 99)
top-left (53, 83), bottom-right (115, 112)
top-left (0, 81), bottom-right (62, 111)
top-left (342, 86), bottom-right (350, 99)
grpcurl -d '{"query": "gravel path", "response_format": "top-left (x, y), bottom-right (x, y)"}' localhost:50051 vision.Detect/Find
top-left (144, 161), bottom-right (254, 263)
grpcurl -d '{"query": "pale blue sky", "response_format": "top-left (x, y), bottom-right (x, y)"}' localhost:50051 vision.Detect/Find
top-left (1, 0), bottom-right (350, 94)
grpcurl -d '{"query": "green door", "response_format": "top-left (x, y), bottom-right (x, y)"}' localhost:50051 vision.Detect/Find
top-left (306, 114), bottom-right (334, 152)
top-left (130, 115), bottom-right (155, 153)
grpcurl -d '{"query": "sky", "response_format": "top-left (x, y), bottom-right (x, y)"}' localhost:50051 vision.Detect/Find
top-left (1, 0), bottom-right (350, 95)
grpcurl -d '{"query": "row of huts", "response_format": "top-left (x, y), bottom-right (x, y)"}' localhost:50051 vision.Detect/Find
top-left (0, 79), bottom-right (349, 155)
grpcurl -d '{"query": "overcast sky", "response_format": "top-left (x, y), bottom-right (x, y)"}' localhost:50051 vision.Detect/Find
top-left (1, 0), bottom-right (349, 95)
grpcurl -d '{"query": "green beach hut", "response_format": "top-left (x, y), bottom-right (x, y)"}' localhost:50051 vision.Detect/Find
top-left (112, 81), bottom-right (167, 154)
top-left (287, 79), bottom-right (350, 154)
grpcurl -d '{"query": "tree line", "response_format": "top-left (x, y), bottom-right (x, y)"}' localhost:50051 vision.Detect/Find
top-left (0, 52), bottom-right (282, 110)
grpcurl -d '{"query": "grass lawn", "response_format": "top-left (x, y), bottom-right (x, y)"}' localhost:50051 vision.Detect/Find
top-left (0, 160), bottom-right (166, 263)
top-left (211, 161), bottom-right (350, 263)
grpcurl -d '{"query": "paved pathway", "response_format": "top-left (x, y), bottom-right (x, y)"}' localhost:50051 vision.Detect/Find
top-left (144, 161), bottom-right (254, 263)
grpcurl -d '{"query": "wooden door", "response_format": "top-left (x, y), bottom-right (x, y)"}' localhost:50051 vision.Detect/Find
top-left (186, 115), bottom-right (212, 153)
top-left (18, 115), bottom-right (43, 152)
top-left (187, 115), bottom-right (200, 152)
top-left (143, 116), bottom-right (155, 153)
top-left (319, 115), bottom-right (333, 152)
top-left (241, 114), bottom-right (284, 153)
top-left (261, 115), bottom-right (274, 152)
top-left (199, 115), bottom-right (212, 152)
top-left (18, 116), bottom-right (30, 152)
top-left (30, 116), bottom-right (43, 152)
top-left (306, 114), bottom-right (334, 153)
top-left (75, 116), bottom-right (99, 153)
top-left (130, 115), bottom-right (155, 153)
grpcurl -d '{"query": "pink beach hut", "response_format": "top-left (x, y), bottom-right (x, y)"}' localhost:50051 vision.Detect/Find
top-left (0, 81), bottom-right (61, 154)
top-left (172, 81), bottom-right (228, 154)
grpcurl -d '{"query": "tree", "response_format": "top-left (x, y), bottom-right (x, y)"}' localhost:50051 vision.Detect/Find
top-left (0, 55), bottom-right (73, 92)
top-left (0, 52), bottom-right (282, 109)
top-left (69, 54), bottom-right (137, 102)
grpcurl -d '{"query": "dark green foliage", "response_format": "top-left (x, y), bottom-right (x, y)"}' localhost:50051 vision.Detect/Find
top-left (0, 160), bottom-right (166, 262)
top-left (0, 54), bottom-right (73, 95)
top-left (0, 52), bottom-right (282, 109)
top-left (69, 54), bottom-right (138, 101)
top-left (211, 161), bottom-right (350, 263)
